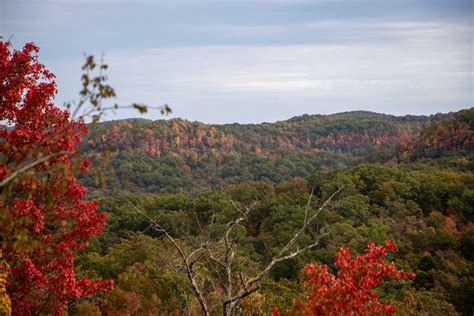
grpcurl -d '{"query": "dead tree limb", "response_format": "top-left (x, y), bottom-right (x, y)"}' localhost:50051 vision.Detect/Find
top-left (125, 198), bottom-right (210, 316)
top-left (0, 151), bottom-right (71, 189)
top-left (128, 184), bottom-right (344, 316)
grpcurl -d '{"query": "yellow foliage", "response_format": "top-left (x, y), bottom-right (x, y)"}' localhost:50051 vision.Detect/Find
top-left (0, 249), bottom-right (11, 316)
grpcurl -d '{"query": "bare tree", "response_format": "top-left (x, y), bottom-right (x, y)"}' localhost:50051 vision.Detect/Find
top-left (127, 185), bottom-right (343, 316)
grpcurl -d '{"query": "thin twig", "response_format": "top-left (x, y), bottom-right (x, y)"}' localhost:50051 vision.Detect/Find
top-left (0, 151), bottom-right (70, 188)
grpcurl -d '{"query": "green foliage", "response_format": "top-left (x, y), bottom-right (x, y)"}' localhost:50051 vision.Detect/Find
top-left (75, 162), bottom-right (473, 315)
top-left (407, 107), bottom-right (474, 161)
top-left (80, 110), bottom-right (451, 193)
top-left (71, 108), bottom-right (474, 315)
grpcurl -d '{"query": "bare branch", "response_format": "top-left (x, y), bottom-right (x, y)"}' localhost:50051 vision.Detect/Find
top-left (226, 185), bottom-right (344, 307)
top-left (0, 151), bottom-right (71, 188)
top-left (126, 197), bottom-right (210, 316)
top-left (128, 184), bottom-right (343, 316)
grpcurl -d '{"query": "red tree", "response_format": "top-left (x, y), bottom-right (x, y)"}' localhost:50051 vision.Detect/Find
top-left (274, 240), bottom-right (415, 316)
top-left (0, 42), bottom-right (112, 314)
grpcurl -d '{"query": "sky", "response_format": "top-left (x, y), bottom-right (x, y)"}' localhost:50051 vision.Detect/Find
top-left (1, 0), bottom-right (473, 124)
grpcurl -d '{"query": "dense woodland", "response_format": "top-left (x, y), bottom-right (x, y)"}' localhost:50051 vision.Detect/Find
top-left (82, 111), bottom-right (457, 193)
top-left (72, 108), bottom-right (473, 314)
top-left (1, 41), bottom-right (473, 315)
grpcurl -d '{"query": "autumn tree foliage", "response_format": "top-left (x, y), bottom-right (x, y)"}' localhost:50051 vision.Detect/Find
top-left (0, 42), bottom-right (112, 314)
top-left (274, 240), bottom-right (415, 316)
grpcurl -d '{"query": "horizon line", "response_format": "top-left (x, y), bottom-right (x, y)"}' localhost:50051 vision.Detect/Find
top-left (92, 107), bottom-right (472, 126)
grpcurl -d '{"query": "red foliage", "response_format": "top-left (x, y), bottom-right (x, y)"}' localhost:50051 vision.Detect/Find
top-left (0, 42), bottom-right (112, 314)
top-left (274, 240), bottom-right (415, 316)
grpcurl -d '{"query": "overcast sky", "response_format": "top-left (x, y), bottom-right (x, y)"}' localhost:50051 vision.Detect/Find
top-left (1, 0), bottom-right (473, 123)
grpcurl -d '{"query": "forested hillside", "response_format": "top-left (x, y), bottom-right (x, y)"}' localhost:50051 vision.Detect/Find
top-left (76, 163), bottom-right (473, 315)
top-left (70, 108), bottom-right (474, 315)
top-left (82, 110), bottom-right (459, 193)
top-left (3, 1), bottom-right (472, 314)
top-left (403, 108), bottom-right (474, 162)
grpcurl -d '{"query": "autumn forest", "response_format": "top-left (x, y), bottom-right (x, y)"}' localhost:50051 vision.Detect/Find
top-left (1, 18), bottom-right (473, 316)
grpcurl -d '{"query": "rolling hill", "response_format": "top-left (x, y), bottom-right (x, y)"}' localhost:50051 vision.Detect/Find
top-left (81, 110), bottom-right (471, 193)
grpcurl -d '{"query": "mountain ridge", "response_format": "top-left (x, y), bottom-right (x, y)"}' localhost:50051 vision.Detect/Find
top-left (82, 108), bottom-right (471, 193)
top-left (95, 110), bottom-right (450, 127)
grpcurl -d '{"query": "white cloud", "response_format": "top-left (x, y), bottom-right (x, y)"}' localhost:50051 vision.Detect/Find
top-left (48, 38), bottom-right (468, 123)
top-left (43, 17), bottom-right (472, 123)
